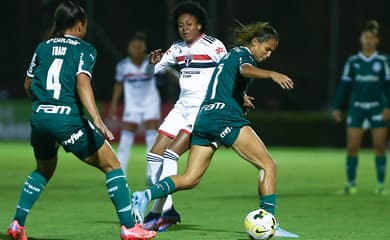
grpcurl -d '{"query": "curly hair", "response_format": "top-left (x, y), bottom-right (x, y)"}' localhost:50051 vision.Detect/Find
top-left (173, 1), bottom-right (207, 33)
top-left (233, 22), bottom-right (279, 47)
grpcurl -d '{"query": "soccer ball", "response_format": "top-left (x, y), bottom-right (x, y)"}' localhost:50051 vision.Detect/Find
top-left (244, 209), bottom-right (277, 239)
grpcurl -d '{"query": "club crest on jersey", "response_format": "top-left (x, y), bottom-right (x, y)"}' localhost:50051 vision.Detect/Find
top-left (184, 55), bottom-right (193, 67)
top-left (372, 62), bottom-right (382, 72)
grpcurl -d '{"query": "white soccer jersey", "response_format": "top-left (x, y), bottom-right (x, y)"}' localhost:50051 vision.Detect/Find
top-left (154, 34), bottom-right (226, 107)
top-left (116, 57), bottom-right (160, 113)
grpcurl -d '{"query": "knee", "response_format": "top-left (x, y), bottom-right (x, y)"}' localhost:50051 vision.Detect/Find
top-left (179, 175), bottom-right (201, 190)
top-left (347, 144), bottom-right (359, 155)
top-left (254, 158), bottom-right (277, 174)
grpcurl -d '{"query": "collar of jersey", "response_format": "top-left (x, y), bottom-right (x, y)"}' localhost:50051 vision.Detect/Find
top-left (358, 51), bottom-right (378, 62)
top-left (186, 33), bottom-right (205, 47)
top-left (64, 34), bottom-right (81, 40)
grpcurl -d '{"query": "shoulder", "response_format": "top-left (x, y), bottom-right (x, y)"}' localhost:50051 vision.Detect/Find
top-left (201, 34), bottom-right (225, 47)
top-left (376, 53), bottom-right (388, 61)
top-left (79, 39), bottom-right (96, 54)
top-left (117, 57), bottom-right (130, 66)
top-left (346, 54), bottom-right (359, 63)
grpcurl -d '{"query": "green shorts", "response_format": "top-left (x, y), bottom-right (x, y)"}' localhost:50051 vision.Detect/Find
top-left (347, 102), bottom-right (386, 128)
top-left (30, 113), bottom-right (104, 160)
top-left (191, 106), bottom-right (250, 148)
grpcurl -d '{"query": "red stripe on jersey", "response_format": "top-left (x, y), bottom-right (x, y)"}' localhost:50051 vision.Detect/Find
top-left (176, 55), bottom-right (212, 62)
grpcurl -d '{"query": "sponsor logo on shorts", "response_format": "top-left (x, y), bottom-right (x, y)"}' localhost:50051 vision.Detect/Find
top-left (62, 129), bottom-right (83, 145)
top-left (36, 104), bottom-right (71, 115)
top-left (220, 126), bottom-right (232, 138)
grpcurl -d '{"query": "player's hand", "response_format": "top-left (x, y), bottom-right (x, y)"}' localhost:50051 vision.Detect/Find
top-left (383, 108), bottom-right (390, 121)
top-left (149, 49), bottom-right (164, 64)
top-left (332, 110), bottom-right (343, 123)
top-left (243, 95), bottom-right (255, 115)
top-left (94, 119), bottom-right (115, 141)
top-left (270, 72), bottom-right (294, 90)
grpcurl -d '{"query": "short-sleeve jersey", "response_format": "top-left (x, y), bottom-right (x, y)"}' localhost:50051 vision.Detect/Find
top-left (201, 46), bottom-right (256, 116)
top-left (154, 34), bottom-right (226, 107)
top-left (115, 57), bottom-right (159, 112)
top-left (341, 51), bottom-right (390, 104)
top-left (27, 35), bottom-right (96, 115)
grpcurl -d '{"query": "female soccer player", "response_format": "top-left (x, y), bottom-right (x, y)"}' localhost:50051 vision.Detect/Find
top-left (143, 1), bottom-right (226, 231)
top-left (332, 20), bottom-right (390, 195)
top-left (6, 2), bottom-right (155, 240)
top-left (109, 32), bottom-right (160, 175)
top-left (132, 21), bottom-right (298, 237)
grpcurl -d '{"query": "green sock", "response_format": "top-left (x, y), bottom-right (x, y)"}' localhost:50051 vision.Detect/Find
top-left (346, 156), bottom-right (358, 186)
top-left (149, 177), bottom-right (176, 200)
top-left (106, 169), bottom-right (134, 228)
top-left (375, 156), bottom-right (386, 184)
top-left (259, 194), bottom-right (276, 215)
top-left (14, 171), bottom-right (48, 226)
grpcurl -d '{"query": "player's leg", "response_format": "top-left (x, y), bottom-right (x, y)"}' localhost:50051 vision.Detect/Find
top-left (231, 125), bottom-right (299, 238)
top-left (132, 145), bottom-right (215, 224)
top-left (371, 127), bottom-right (387, 194)
top-left (144, 119), bottom-right (159, 152)
top-left (153, 130), bottom-right (190, 230)
top-left (231, 126), bottom-right (276, 214)
top-left (8, 129), bottom-right (58, 239)
top-left (344, 127), bottom-right (364, 193)
top-left (117, 111), bottom-right (140, 175)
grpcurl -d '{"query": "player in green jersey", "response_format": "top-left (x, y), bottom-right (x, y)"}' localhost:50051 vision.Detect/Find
top-left (332, 20), bottom-right (390, 195)
top-left (6, 2), bottom-right (155, 240)
top-left (132, 21), bottom-right (298, 238)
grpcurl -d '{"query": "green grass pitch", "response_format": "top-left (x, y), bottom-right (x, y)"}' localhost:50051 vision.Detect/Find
top-left (0, 141), bottom-right (389, 239)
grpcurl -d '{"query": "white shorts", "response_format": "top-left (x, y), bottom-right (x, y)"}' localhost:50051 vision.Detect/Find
top-left (122, 106), bottom-right (160, 125)
top-left (158, 103), bottom-right (200, 138)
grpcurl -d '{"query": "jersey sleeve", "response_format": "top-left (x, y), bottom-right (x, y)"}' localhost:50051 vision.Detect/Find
top-left (210, 39), bottom-right (227, 63)
top-left (154, 44), bottom-right (177, 74)
top-left (340, 57), bottom-right (354, 82)
top-left (76, 45), bottom-right (97, 79)
top-left (26, 44), bottom-right (41, 77)
top-left (115, 61), bottom-right (124, 82)
top-left (383, 56), bottom-right (390, 107)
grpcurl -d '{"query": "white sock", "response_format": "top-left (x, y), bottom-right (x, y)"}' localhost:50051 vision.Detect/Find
top-left (117, 130), bottom-right (135, 176)
top-left (151, 149), bottom-right (179, 213)
top-left (145, 129), bottom-right (157, 152)
top-left (146, 152), bottom-right (163, 186)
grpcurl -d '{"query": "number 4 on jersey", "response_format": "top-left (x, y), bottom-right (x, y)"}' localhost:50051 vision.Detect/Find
top-left (47, 58), bottom-right (63, 99)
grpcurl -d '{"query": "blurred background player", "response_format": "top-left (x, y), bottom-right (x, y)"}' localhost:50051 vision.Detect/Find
top-left (109, 32), bottom-right (160, 176)
top-left (143, 1), bottom-right (226, 231)
top-left (332, 20), bottom-right (390, 195)
top-left (6, 1), bottom-right (155, 239)
top-left (132, 21), bottom-right (298, 238)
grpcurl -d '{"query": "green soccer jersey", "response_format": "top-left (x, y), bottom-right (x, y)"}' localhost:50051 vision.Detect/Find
top-left (333, 51), bottom-right (390, 109)
top-left (27, 35), bottom-right (97, 115)
top-left (202, 46), bottom-right (256, 115)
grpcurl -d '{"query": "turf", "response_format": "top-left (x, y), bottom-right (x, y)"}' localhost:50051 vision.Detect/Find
top-left (0, 141), bottom-right (389, 240)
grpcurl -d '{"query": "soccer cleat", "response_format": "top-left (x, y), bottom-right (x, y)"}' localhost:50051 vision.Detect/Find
top-left (143, 212), bottom-right (161, 231)
top-left (132, 191), bottom-right (151, 225)
top-left (375, 184), bottom-right (388, 195)
top-left (7, 220), bottom-right (28, 240)
top-left (274, 225), bottom-right (299, 238)
top-left (120, 224), bottom-right (156, 240)
top-left (337, 184), bottom-right (357, 195)
top-left (157, 207), bottom-right (181, 232)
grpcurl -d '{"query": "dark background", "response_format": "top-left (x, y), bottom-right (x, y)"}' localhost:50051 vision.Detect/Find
top-left (2, 0), bottom-right (390, 111)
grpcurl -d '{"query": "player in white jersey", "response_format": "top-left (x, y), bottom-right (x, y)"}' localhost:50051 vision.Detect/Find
top-left (143, 1), bottom-right (226, 231)
top-left (109, 32), bottom-right (160, 175)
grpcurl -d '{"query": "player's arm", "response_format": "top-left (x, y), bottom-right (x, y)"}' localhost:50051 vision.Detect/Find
top-left (77, 73), bottom-right (114, 140)
top-left (24, 77), bottom-right (33, 99)
top-left (109, 82), bottom-right (123, 119)
top-left (146, 45), bottom-right (177, 75)
top-left (331, 59), bottom-right (354, 122)
top-left (240, 64), bottom-right (294, 90)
